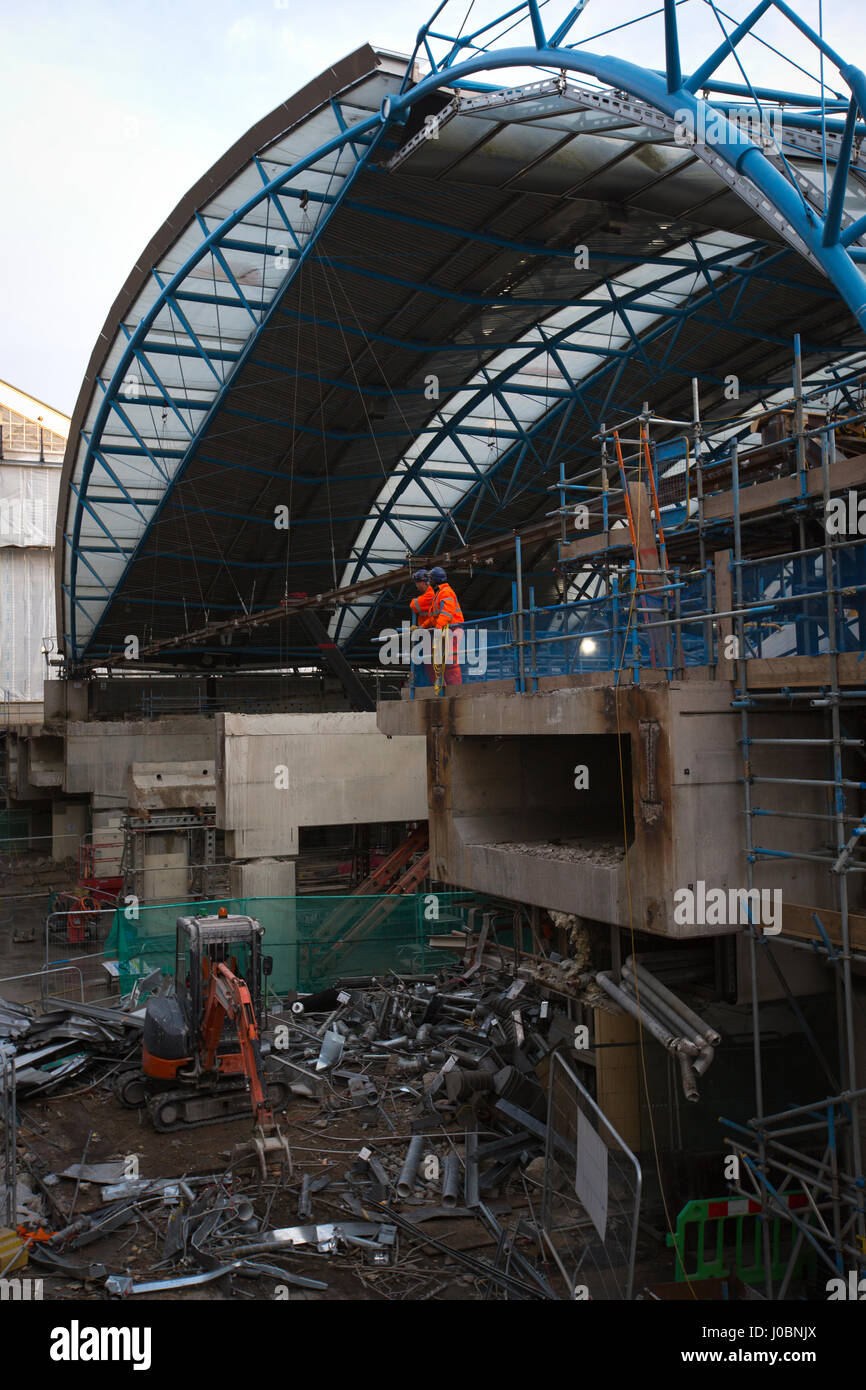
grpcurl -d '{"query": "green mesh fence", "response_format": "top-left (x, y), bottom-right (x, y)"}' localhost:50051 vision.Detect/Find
top-left (0, 809), bottom-right (31, 853)
top-left (105, 892), bottom-right (471, 995)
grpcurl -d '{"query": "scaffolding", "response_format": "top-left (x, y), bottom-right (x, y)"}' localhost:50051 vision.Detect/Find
top-left (599, 347), bottom-right (866, 1294)
top-left (405, 337), bottom-right (866, 1292)
top-left (723, 389), bottom-right (866, 1296)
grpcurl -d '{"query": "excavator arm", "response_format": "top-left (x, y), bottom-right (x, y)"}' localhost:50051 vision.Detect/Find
top-left (199, 963), bottom-right (272, 1128)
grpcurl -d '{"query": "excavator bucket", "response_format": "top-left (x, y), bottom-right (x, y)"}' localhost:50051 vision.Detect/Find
top-left (231, 1123), bottom-right (293, 1182)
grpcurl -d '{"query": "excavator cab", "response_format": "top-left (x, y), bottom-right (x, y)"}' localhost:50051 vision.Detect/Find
top-left (142, 913), bottom-right (262, 1081)
top-left (177, 913), bottom-right (263, 1062)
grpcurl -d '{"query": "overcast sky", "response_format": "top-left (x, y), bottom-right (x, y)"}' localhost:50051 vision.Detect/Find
top-left (0, 0), bottom-right (854, 417)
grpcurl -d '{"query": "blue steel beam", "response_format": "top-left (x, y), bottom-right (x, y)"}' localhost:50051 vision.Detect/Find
top-left (664, 0), bottom-right (682, 94)
top-left (395, 45), bottom-right (866, 324)
top-left (335, 239), bottom-right (768, 578)
top-left (332, 240), bottom-right (830, 644)
top-left (75, 125), bottom-right (390, 660)
top-left (824, 98), bottom-right (860, 248)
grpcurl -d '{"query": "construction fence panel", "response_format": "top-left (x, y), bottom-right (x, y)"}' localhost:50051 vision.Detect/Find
top-left (0, 952), bottom-right (120, 1012)
top-left (104, 892), bottom-right (470, 995)
top-left (541, 1049), bottom-right (642, 1300)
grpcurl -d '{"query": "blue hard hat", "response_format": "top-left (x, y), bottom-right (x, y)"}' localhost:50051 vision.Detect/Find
top-left (430, 566), bottom-right (447, 585)
top-left (413, 569), bottom-right (431, 582)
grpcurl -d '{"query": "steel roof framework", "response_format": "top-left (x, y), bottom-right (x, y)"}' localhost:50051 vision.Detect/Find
top-left (58, 2), bottom-right (866, 667)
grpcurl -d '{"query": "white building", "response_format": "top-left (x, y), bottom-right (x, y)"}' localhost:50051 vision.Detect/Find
top-left (0, 380), bottom-right (68, 715)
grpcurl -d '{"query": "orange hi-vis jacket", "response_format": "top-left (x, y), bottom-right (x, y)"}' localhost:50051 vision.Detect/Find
top-left (431, 582), bottom-right (463, 629)
top-left (410, 585), bottom-right (435, 628)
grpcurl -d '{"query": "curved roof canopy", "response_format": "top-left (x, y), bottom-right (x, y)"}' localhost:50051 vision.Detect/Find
top-left (58, 4), bottom-right (866, 669)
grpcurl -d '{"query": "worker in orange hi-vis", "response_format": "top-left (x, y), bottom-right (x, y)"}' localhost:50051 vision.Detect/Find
top-left (408, 569), bottom-right (434, 688)
top-left (429, 565), bottom-right (464, 689)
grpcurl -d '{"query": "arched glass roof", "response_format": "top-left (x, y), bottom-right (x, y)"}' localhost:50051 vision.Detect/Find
top-left (58, 7), bottom-right (866, 669)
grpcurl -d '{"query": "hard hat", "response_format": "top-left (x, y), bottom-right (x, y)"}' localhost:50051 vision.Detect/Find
top-left (430, 566), bottom-right (447, 585)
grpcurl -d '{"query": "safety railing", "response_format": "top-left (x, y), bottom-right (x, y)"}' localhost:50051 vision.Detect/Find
top-left (406, 533), bottom-right (866, 694)
top-left (45, 904), bottom-right (117, 954)
top-left (737, 536), bottom-right (866, 660)
top-left (408, 566), bottom-right (715, 693)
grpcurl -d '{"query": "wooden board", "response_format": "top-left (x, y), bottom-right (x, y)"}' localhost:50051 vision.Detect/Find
top-left (782, 901), bottom-right (866, 952)
top-left (744, 652), bottom-right (866, 689)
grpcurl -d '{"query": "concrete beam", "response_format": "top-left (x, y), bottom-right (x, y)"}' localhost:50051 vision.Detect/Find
top-left (216, 711), bottom-right (427, 860)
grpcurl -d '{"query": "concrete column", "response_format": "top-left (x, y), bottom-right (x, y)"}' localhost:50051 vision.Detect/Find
top-left (229, 859), bottom-right (297, 899)
top-left (51, 802), bottom-right (87, 863)
top-left (594, 1007), bottom-right (641, 1153)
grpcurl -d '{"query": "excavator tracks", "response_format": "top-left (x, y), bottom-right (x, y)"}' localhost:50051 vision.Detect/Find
top-left (141, 1076), bottom-right (291, 1132)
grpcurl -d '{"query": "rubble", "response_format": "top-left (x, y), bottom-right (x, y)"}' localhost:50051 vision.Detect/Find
top-left (1, 949), bottom-right (575, 1298)
top-left (2, 925), bottom-right (720, 1299)
top-left (485, 838), bottom-right (627, 868)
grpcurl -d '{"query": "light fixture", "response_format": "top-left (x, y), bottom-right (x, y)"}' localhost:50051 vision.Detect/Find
top-left (580, 637), bottom-right (597, 654)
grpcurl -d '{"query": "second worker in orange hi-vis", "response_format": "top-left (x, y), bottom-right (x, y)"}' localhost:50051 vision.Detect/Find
top-left (429, 565), bottom-right (463, 688)
top-left (409, 569), bottom-right (434, 688)
top-left (409, 569), bottom-right (435, 628)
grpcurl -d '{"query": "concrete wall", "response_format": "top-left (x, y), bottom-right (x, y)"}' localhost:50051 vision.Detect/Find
top-left (127, 761), bottom-right (215, 812)
top-left (44, 679), bottom-right (88, 723)
top-left (379, 681), bottom-right (846, 940)
top-left (736, 931), bottom-right (829, 1004)
top-left (63, 718), bottom-right (214, 804)
top-left (217, 711), bottom-right (427, 861)
top-left (91, 810), bottom-right (124, 877)
top-left (141, 832), bottom-right (189, 902)
top-left (23, 732), bottom-right (64, 790)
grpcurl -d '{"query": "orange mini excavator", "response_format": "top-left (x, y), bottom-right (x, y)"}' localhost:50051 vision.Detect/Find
top-left (119, 912), bottom-right (291, 1175)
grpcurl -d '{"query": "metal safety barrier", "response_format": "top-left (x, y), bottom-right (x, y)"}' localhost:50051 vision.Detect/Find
top-left (541, 1049), bottom-right (642, 1300)
top-left (0, 956), bottom-right (118, 1011)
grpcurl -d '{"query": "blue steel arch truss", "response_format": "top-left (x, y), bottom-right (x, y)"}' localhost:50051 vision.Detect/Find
top-left (60, 2), bottom-right (866, 664)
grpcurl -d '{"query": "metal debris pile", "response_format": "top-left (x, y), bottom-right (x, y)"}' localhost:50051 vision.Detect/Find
top-left (4, 963), bottom-right (576, 1298)
top-left (0, 995), bottom-right (143, 1096)
top-left (2, 932), bottom-right (723, 1296)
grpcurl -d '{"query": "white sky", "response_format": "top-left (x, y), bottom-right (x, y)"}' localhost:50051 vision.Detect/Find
top-left (0, 0), bottom-right (857, 417)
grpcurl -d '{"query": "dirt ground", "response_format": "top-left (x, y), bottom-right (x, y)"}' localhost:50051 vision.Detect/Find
top-left (15, 1075), bottom-right (537, 1303)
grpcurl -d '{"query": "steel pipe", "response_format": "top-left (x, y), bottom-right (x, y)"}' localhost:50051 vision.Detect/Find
top-left (595, 973), bottom-right (680, 1051)
top-left (621, 964), bottom-right (706, 1049)
top-left (441, 1153), bottom-right (461, 1209)
top-left (626, 958), bottom-right (722, 1046)
top-left (396, 1135), bottom-right (425, 1198)
top-left (678, 1052), bottom-right (699, 1103)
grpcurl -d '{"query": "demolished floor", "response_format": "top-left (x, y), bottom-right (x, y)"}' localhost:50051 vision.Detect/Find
top-left (2, 957), bottom-right (677, 1302)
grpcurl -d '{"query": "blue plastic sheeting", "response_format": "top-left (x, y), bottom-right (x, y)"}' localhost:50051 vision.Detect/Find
top-left (740, 542), bottom-right (866, 659)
